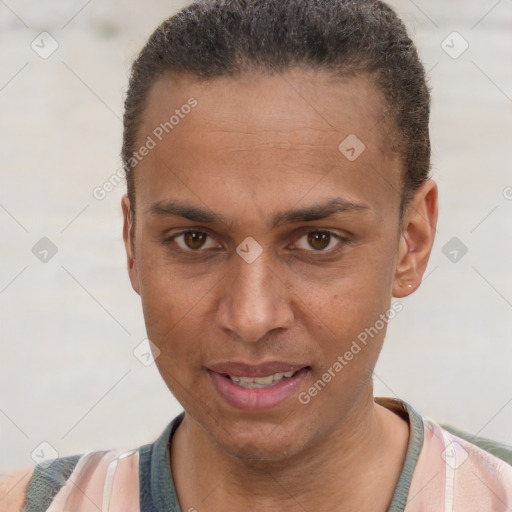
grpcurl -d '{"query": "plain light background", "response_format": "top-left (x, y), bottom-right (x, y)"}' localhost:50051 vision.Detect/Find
top-left (1, 0), bottom-right (511, 472)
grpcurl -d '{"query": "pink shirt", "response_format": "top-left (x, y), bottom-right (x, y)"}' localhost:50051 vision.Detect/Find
top-left (19, 398), bottom-right (512, 511)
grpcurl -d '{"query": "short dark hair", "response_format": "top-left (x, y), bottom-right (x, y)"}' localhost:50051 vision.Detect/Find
top-left (122, 0), bottom-right (431, 214)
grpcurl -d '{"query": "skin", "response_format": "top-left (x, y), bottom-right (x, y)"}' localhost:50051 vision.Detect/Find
top-left (121, 69), bottom-right (438, 511)
top-left (0, 469), bottom-right (33, 511)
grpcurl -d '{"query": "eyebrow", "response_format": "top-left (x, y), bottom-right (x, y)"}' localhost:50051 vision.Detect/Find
top-left (148, 197), bottom-right (370, 229)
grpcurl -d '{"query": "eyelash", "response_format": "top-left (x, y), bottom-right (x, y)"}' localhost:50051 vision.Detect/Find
top-left (162, 229), bottom-right (349, 256)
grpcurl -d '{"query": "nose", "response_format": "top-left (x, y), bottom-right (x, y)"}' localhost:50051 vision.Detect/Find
top-left (215, 248), bottom-right (294, 343)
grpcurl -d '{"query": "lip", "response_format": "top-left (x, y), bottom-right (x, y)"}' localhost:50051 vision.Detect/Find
top-left (208, 364), bottom-right (310, 412)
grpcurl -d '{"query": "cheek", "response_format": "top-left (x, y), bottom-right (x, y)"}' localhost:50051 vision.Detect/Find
top-left (136, 255), bottom-right (193, 352)
top-left (293, 253), bottom-right (396, 369)
top-left (142, 283), bottom-right (208, 402)
top-left (302, 259), bottom-right (393, 330)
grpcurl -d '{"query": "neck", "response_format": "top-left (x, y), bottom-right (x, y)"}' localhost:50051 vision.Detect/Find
top-left (170, 391), bottom-right (409, 512)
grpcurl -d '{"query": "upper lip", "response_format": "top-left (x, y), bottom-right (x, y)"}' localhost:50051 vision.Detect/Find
top-left (208, 361), bottom-right (308, 377)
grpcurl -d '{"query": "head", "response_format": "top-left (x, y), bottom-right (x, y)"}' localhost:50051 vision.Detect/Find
top-left (121, 0), bottom-right (437, 461)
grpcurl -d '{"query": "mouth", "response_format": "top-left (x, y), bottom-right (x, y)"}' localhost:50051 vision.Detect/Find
top-left (225, 370), bottom-right (298, 388)
top-left (208, 362), bottom-right (310, 411)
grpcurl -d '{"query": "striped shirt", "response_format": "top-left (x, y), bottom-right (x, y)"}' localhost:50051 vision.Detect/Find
top-left (20, 397), bottom-right (512, 511)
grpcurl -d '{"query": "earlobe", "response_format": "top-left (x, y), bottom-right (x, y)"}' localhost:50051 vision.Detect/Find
top-left (392, 179), bottom-right (438, 298)
top-left (121, 195), bottom-right (140, 295)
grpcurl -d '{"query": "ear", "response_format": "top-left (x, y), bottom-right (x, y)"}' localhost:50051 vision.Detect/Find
top-left (121, 195), bottom-right (140, 295)
top-left (393, 179), bottom-right (438, 298)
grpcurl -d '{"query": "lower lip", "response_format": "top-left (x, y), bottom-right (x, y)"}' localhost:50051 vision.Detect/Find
top-left (208, 368), bottom-right (310, 412)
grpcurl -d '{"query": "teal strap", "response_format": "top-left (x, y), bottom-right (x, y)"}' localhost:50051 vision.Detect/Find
top-left (138, 414), bottom-right (184, 512)
top-left (21, 455), bottom-right (82, 512)
top-left (380, 398), bottom-right (425, 512)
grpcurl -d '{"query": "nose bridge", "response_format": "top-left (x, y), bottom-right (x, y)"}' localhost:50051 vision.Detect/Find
top-left (216, 246), bottom-right (293, 343)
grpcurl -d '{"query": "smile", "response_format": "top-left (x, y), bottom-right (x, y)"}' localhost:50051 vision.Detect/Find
top-left (209, 366), bottom-right (310, 411)
top-left (227, 371), bottom-right (297, 388)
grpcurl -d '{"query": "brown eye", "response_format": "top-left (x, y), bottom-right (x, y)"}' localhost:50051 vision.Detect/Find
top-left (307, 231), bottom-right (331, 250)
top-left (292, 230), bottom-right (344, 253)
top-left (183, 231), bottom-right (208, 250)
top-left (165, 230), bottom-right (221, 253)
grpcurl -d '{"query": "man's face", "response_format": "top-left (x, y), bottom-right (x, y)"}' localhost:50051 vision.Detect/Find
top-left (123, 69), bottom-right (411, 460)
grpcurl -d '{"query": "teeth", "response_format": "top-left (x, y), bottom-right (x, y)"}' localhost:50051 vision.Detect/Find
top-left (228, 370), bottom-right (297, 388)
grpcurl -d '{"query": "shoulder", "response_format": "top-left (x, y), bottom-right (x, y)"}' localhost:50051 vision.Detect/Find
top-left (439, 421), bottom-right (512, 466)
top-left (1, 452), bottom-right (86, 512)
top-left (0, 419), bottom-right (178, 512)
top-left (14, 449), bottom-right (140, 512)
top-left (0, 467), bottom-right (34, 512)
top-left (438, 423), bottom-right (512, 478)
top-left (445, 426), bottom-right (512, 507)
top-left (422, 418), bottom-right (512, 509)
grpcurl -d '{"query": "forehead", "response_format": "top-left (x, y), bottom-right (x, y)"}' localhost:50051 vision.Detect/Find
top-left (133, 69), bottom-right (402, 218)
